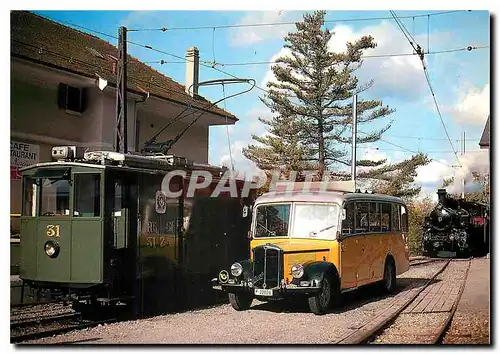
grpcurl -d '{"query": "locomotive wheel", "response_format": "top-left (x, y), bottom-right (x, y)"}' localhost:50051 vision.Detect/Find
top-left (381, 259), bottom-right (396, 294)
top-left (228, 293), bottom-right (253, 311)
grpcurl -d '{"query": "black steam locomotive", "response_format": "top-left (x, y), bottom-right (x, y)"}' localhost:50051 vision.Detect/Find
top-left (422, 189), bottom-right (489, 257)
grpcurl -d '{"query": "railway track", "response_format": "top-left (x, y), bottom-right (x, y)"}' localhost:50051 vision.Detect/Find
top-left (10, 302), bottom-right (118, 343)
top-left (11, 317), bottom-right (116, 343)
top-left (331, 259), bottom-right (470, 344)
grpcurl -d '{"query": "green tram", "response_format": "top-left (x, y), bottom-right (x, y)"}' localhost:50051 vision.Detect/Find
top-left (18, 146), bottom-right (254, 316)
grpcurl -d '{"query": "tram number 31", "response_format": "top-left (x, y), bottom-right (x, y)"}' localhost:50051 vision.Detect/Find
top-left (46, 224), bottom-right (60, 237)
top-left (146, 236), bottom-right (167, 248)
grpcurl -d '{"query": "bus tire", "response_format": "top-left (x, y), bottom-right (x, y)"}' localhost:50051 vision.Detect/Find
top-left (382, 258), bottom-right (396, 294)
top-left (228, 293), bottom-right (253, 311)
top-left (308, 275), bottom-right (336, 315)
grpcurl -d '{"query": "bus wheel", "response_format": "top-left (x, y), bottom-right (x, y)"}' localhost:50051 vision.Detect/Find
top-left (228, 293), bottom-right (253, 311)
top-left (308, 276), bottom-right (333, 315)
top-left (382, 259), bottom-right (396, 294)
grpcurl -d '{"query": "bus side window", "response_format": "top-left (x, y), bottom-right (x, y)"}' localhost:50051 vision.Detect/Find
top-left (401, 205), bottom-right (408, 233)
top-left (391, 204), bottom-right (401, 231)
top-left (381, 203), bottom-right (391, 232)
top-left (342, 202), bottom-right (354, 236)
top-left (369, 202), bottom-right (381, 232)
top-left (355, 202), bottom-right (369, 234)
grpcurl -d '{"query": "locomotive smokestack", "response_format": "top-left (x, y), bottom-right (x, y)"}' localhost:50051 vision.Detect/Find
top-left (437, 189), bottom-right (447, 205)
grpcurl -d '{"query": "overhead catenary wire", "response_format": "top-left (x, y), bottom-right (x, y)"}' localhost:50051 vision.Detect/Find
top-left (357, 131), bottom-right (454, 168)
top-left (389, 10), bottom-right (462, 168)
top-left (41, 16), bottom-right (487, 101)
top-left (125, 10), bottom-right (466, 32)
top-left (382, 134), bottom-right (481, 141)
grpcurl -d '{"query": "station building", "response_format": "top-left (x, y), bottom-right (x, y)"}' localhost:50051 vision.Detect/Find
top-left (10, 11), bottom-right (238, 222)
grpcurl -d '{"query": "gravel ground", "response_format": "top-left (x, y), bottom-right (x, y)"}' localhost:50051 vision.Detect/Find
top-left (443, 258), bottom-right (490, 344)
top-left (21, 261), bottom-right (447, 345)
top-left (371, 260), bottom-right (471, 344)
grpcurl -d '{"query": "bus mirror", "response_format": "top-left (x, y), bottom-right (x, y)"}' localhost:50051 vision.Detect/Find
top-left (243, 205), bottom-right (249, 218)
top-left (341, 208), bottom-right (346, 220)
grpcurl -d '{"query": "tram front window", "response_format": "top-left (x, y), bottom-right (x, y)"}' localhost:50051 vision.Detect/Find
top-left (40, 177), bottom-right (70, 216)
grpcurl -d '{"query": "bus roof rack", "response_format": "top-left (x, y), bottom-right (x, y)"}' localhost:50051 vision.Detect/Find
top-left (270, 181), bottom-right (356, 193)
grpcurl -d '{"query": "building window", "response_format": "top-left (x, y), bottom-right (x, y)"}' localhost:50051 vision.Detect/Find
top-left (58, 83), bottom-right (87, 114)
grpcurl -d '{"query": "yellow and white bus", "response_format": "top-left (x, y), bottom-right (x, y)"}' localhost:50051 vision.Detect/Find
top-left (212, 182), bottom-right (410, 315)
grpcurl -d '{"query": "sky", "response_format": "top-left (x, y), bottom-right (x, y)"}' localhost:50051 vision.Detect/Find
top-left (31, 9), bottom-right (491, 200)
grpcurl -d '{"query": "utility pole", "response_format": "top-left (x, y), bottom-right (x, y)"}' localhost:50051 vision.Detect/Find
top-left (115, 26), bottom-right (128, 154)
top-left (351, 94), bottom-right (357, 186)
top-left (461, 131), bottom-right (465, 198)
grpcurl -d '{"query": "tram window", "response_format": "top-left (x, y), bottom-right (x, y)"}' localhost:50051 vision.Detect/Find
top-left (342, 202), bottom-right (354, 236)
top-left (355, 202), bottom-right (369, 234)
top-left (391, 203), bottom-right (400, 231)
top-left (74, 174), bottom-right (100, 217)
top-left (22, 178), bottom-right (37, 217)
top-left (114, 180), bottom-right (122, 216)
top-left (401, 205), bottom-right (408, 232)
top-left (381, 203), bottom-right (391, 232)
top-left (369, 202), bottom-right (381, 232)
top-left (40, 178), bottom-right (70, 216)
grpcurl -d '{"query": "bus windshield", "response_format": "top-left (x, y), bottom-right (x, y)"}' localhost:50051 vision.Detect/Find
top-left (254, 204), bottom-right (291, 238)
top-left (291, 203), bottom-right (340, 239)
top-left (254, 203), bottom-right (340, 239)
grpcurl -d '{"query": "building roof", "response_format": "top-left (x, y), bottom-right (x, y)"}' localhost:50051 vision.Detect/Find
top-left (10, 11), bottom-right (237, 121)
top-left (479, 115), bottom-right (490, 148)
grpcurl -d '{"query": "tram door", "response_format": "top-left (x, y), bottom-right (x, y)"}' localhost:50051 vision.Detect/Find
top-left (104, 170), bottom-right (138, 300)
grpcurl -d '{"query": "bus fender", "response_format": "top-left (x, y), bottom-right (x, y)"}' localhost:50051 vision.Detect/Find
top-left (302, 261), bottom-right (339, 285)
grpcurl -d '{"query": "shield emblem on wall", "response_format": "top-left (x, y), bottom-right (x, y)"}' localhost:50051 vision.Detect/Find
top-left (155, 190), bottom-right (167, 214)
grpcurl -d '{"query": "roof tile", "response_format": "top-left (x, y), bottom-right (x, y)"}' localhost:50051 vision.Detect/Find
top-left (10, 11), bottom-right (237, 121)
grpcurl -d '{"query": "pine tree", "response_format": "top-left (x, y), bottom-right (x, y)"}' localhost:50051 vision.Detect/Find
top-left (243, 10), bottom-right (430, 198)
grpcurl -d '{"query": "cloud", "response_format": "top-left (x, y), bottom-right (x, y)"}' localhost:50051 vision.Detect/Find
top-left (261, 20), bottom-right (450, 100)
top-left (328, 21), bottom-right (430, 99)
top-left (446, 83), bottom-right (490, 126)
top-left (219, 140), bottom-right (264, 180)
top-left (229, 11), bottom-right (296, 46)
top-left (415, 150), bottom-right (489, 196)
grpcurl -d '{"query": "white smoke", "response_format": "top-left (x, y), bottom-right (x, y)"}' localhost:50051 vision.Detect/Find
top-left (447, 150), bottom-right (489, 195)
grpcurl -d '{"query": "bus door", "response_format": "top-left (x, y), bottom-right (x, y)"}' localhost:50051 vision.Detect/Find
top-left (340, 201), bottom-right (362, 289)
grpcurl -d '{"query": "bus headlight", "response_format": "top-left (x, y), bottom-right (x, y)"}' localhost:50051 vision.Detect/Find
top-left (231, 263), bottom-right (243, 277)
top-left (44, 240), bottom-right (60, 258)
top-left (291, 264), bottom-right (304, 279)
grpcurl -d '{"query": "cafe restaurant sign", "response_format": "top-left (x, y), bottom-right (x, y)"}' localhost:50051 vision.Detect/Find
top-left (11, 141), bottom-right (39, 180)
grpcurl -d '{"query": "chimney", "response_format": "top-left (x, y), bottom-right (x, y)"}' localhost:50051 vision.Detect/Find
top-left (185, 46), bottom-right (199, 97)
top-left (437, 189), bottom-right (447, 205)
